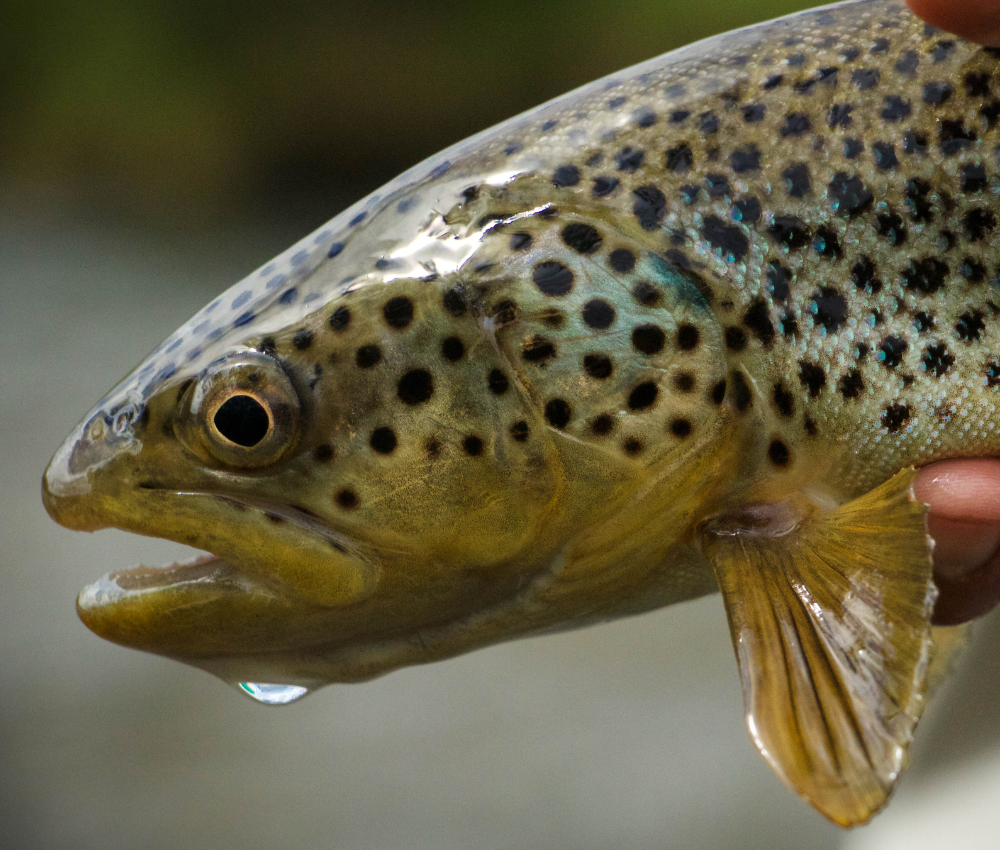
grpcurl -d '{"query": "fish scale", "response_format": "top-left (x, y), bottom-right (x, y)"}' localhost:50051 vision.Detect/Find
top-left (43, 0), bottom-right (1000, 827)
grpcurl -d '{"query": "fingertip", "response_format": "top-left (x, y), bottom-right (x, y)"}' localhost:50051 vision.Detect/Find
top-left (906, 0), bottom-right (1000, 47)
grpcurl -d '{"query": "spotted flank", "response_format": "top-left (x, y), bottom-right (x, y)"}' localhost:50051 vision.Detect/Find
top-left (45, 0), bottom-right (994, 828)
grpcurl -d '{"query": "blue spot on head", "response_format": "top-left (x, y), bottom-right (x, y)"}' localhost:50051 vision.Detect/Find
top-left (231, 291), bottom-right (252, 309)
top-left (157, 364), bottom-right (177, 382)
top-left (278, 288), bottom-right (298, 305)
top-left (304, 293), bottom-right (321, 304)
top-left (291, 250), bottom-right (308, 266)
top-left (349, 211), bottom-right (368, 227)
top-left (266, 274), bottom-right (286, 291)
top-left (207, 326), bottom-right (225, 341)
top-left (313, 230), bottom-right (331, 245)
top-left (429, 160), bottom-right (452, 179)
top-left (206, 299), bottom-right (221, 313)
top-left (541, 118), bottom-right (559, 130)
top-left (327, 242), bottom-right (344, 258)
top-left (165, 337), bottom-right (184, 353)
top-left (186, 347), bottom-right (202, 362)
top-left (261, 263), bottom-right (276, 276)
top-left (397, 198), bottom-right (416, 214)
top-left (233, 312), bottom-right (255, 328)
top-left (503, 143), bottom-right (522, 156)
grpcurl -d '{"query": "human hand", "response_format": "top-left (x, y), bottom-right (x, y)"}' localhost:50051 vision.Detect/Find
top-left (906, 0), bottom-right (1000, 46)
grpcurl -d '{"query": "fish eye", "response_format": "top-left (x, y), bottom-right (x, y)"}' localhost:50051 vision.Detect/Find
top-left (177, 351), bottom-right (301, 468)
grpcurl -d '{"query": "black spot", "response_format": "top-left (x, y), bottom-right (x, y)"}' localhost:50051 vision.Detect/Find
top-left (960, 258), bottom-right (986, 283)
top-left (552, 165), bottom-right (581, 187)
top-left (669, 109), bottom-right (690, 124)
top-left (259, 336), bottom-right (277, 356)
top-left (903, 132), bottom-right (930, 156)
top-left (804, 417), bottom-right (818, 437)
top-left (875, 213), bottom-right (907, 245)
top-left (852, 68), bottom-right (881, 90)
top-left (510, 420), bottom-right (529, 442)
top-left (939, 120), bottom-right (976, 155)
top-left (632, 280), bottom-right (660, 307)
top-left (673, 372), bottom-right (696, 393)
top-left (561, 223), bottom-right (603, 255)
top-left (313, 443), bottom-right (334, 462)
top-left (544, 399), bottom-right (572, 429)
top-left (878, 335), bottom-right (908, 368)
top-left (882, 403), bottom-right (911, 433)
top-left (956, 310), bottom-right (986, 341)
top-left (583, 353), bottom-right (613, 378)
top-left (607, 96), bottom-right (626, 110)
top-left (842, 46), bottom-right (861, 60)
top-left (901, 258), bottom-right (949, 294)
top-left (983, 101), bottom-right (1000, 127)
top-left (839, 369), bottom-right (865, 399)
top-left (441, 336), bottom-right (465, 362)
top-left (491, 299), bottom-right (519, 326)
top-left (592, 176), bottom-right (619, 196)
top-left (487, 368), bottom-right (509, 395)
top-left (828, 172), bottom-right (873, 215)
top-left (965, 71), bottom-right (991, 97)
top-left (370, 427), bottom-right (397, 454)
top-left (904, 178), bottom-right (934, 222)
top-left (987, 363), bottom-right (1000, 388)
top-left (621, 436), bottom-right (644, 455)
top-left (608, 248), bottom-right (636, 274)
top-left (782, 163), bottom-right (811, 197)
top-left (628, 381), bottom-right (659, 411)
top-left (356, 344), bottom-right (382, 368)
top-left (766, 261), bottom-right (791, 301)
top-left (661, 146), bottom-right (692, 177)
top-left (888, 46), bottom-right (918, 73)
top-left (335, 489), bottom-right (358, 510)
top-left (680, 185), bottom-right (699, 204)
top-left (462, 435), bottom-right (484, 456)
top-left (812, 226), bottom-right (841, 257)
top-left (730, 145), bottom-right (761, 173)
top-left (582, 299), bottom-right (616, 329)
top-left (330, 306), bottom-right (351, 331)
top-left (632, 323), bottom-right (666, 355)
top-left (701, 215), bottom-right (749, 262)
top-left (810, 288), bottom-right (848, 333)
top-left (634, 107), bottom-right (658, 127)
top-left (615, 147), bottom-right (645, 172)
top-left (781, 112), bottom-right (811, 137)
top-left (931, 39), bottom-right (955, 62)
top-left (293, 329), bottom-right (313, 350)
top-left (725, 326), bottom-right (747, 351)
top-left (871, 37), bottom-right (890, 53)
top-left (843, 138), bottom-right (864, 158)
top-left (677, 324), bottom-right (700, 351)
top-left (711, 379), bottom-right (727, 405)
top-left (828, 103), bottom-right (854, 128)
top-left (881, 95), bottom-right (912, 121)
top-left (922, 342), bottom-right (955, 376)
top-left (742, 103), bottom-right (766, 122)
top-left (964, 208), bottom-right (997, 242)
top-left (743, 300), bottom-right (775, 347)
top-left (872, 142), bottom-right (898, 170)
top-left (522, 336), bottom-right (557, 363)
top-left (509, 232), bottom-right (532, 251)
top-left (397, 369), bottom-right (434, 404)
top-left (669, 419), bottom-right (692, 439)
top-left (731, 370), bottom-right (752, 412)
top-left (768, 439), bottom-right (790, 467)
top-left (383, 297), bottom-right (414, 329)
top-left (632, 185), bottom-right (666, 231)
top-left (733, 197), bottom-right (761, 224)
top-left (798, 361), bottom-right (826, 397)
top-left (699, 111), bottom-right (719, 133)
top-left (443, 287), bottom-right (468, 315)
top-left (764, 73), bottom-right (784, 89)
top-left (768, 216), bottom-right (811, 249)
top-left (914, 311), bottom-right (935, 332)
top-left (773, 382), bottom-right (794, 417)
top-left (533, 261), bottom-right (574, 295)
top-left (961, 163), bottom-right (988, 193)
top-left (922, 81), bottom-right (953, 105)
top-left (590, 414), bottom-right (614, 436)
top-left (704, 173), bottom-right (731, 197)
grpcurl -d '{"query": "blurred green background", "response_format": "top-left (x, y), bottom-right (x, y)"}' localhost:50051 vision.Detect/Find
top-left (6, 2), bottom-right (1000, 849)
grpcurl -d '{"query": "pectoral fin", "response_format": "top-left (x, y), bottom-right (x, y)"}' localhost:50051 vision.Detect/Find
top-left (702, 468), bottom-right (937, 827)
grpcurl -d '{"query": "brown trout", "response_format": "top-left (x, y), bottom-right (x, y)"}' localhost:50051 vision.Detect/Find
top-left (43, 0), bottom-right (1000, 826)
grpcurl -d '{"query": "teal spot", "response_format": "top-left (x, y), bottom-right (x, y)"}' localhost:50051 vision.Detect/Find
top-left (650, 254), bottom-right (709, 310)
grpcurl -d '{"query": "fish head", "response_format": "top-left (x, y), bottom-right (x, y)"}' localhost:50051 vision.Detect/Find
top-left (43, 177), bottom-right (731, 691)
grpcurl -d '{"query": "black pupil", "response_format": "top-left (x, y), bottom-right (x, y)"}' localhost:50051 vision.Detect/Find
top-left (213, 395), bottom-right (270, 447)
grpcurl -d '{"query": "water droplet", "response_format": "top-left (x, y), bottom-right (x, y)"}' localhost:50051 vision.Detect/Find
top-left (237, 682), bottom-right (310, 705)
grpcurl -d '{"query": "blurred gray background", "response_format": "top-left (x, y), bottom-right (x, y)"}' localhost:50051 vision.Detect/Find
top-left (4, 1), bottom-right (1000, 848)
